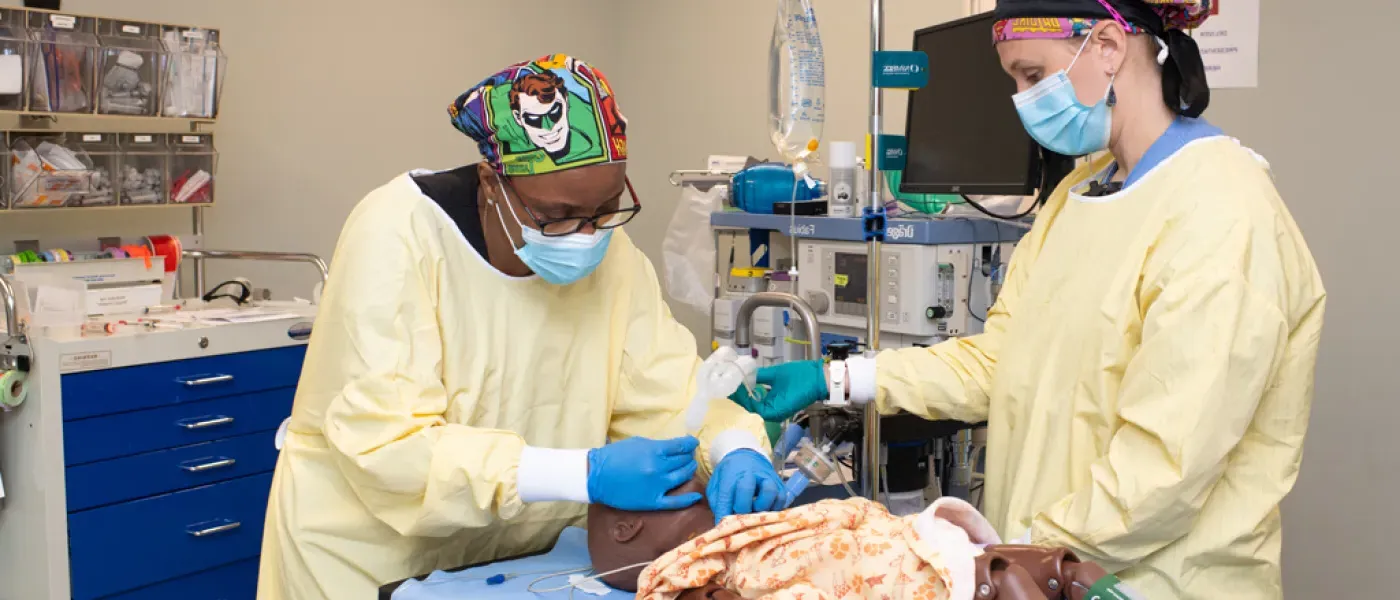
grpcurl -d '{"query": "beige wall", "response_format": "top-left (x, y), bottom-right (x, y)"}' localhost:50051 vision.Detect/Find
top-left (1208, 2), bottom-right (1399, 597)
top-left (0, 0), bottom-right (1394, 596)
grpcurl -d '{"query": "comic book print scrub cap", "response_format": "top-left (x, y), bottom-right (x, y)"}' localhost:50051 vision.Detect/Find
top-left (993, 0), bottom-right (1212, 41)
top-left (450, 54), bottom-right (628, 177)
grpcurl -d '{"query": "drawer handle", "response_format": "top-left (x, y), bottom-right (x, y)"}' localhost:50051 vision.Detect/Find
top-left (183, 374), bottom-right (235, 387)
top-left (181, 457), bottom-right (236, 473)
top-left (179, 416), bottom-right (234, 430)
top-left (186, 519), bottom-right (241, 538)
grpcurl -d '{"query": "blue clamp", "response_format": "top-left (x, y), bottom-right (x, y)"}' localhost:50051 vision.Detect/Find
top-left (862, 207), bottom-right (887, 242)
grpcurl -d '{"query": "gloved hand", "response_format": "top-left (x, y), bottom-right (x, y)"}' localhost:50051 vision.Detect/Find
top-left (707, 449), bottom-right (787, 523)
top-left (728, 360), bottom-right (828, 422)
top-left (587, 436), bottom-right (702, 511)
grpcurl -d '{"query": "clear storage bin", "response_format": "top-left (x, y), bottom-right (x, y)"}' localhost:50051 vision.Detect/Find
top-left (96, 19), bottom-right (163, 116)
top-left (0, 9), bottom-right (29, 111)
top-left (169, 133), bottom-right (214, 204)
top-left (27, 11), bottom-right (98, 114)
top-left (118, 133), bottom-right (167, 205)
top-left (66, 132), bottom-right (117, 207)
top-left (160, 26), bottom-right (224, 118)
top-left (9, 133), bottom-right (96, 208)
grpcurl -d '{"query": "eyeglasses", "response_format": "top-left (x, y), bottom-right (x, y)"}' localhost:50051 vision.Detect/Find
top-left (510, 177), bottom-right (642, 237)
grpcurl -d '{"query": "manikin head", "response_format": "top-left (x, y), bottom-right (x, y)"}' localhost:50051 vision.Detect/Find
top-left (587, 478), bottom-right (715, 592)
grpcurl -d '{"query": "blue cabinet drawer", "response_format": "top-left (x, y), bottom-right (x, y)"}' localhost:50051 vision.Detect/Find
top-left (62, 345), bottom-right (306, 421)
top-left (68, 473), bottom-right (273, 600)
top-left (65, 388), bottom-right (293, 466)
top-left (67, 431), bottom-right (279, 512)
top-left (104, 558), bottom-right (259, 600)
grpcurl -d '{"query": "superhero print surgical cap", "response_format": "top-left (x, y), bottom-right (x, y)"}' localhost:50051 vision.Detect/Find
top-left (450, 54), bottom-right (628, 177)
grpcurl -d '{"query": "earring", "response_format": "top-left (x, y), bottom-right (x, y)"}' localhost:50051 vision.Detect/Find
top-left (1107, 84), bottom-right (1117, 107)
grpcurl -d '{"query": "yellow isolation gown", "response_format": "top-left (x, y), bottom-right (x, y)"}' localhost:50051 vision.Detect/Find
top-left (257, 172), bottom-right (768, 599)
top-left (846, 137), bottom-right (1325, 599)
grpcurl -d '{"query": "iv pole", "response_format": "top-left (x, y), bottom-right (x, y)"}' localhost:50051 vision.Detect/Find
top-left (861, 0), bottom-right (885, 501)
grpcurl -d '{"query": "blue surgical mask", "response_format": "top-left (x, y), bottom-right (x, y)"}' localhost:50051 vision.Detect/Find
top-left (1012, 36), bottom-right (1117, 157)
top-left (492, 178), bottom-right (613, 285)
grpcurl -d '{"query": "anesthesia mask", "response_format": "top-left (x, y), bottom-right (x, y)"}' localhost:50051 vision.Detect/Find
top-left (492, 177), bottom-right (613, 285)
top-left (686, 347), bottom-right (759, 434)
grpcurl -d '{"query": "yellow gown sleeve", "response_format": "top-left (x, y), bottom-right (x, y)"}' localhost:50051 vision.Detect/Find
top-left (610, 244), bottom-right (771, 481)
top-left (1028, 206), bottom-right (1295, 571)
top-left (317, 200), bottom-right (526, 537)
top-left (866, 222), bottom-right (1042, 424)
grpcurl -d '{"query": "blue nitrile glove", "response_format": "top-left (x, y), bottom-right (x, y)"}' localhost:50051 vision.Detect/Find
top-left (729, 360), bottom-right (828, 422)
top-left (708, 449), bottom-right (788, 523)
top-left (587, 436), bottom-right (702, 511)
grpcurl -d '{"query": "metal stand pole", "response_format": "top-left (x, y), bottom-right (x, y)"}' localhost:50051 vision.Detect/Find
top-left (192, 206), bottom-right (207, 297)
top-left (862, 0), bottom-right (885, 501)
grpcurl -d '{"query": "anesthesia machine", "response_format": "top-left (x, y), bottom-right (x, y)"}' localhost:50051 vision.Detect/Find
top-left (666, 10), bottom-right (1073, 516)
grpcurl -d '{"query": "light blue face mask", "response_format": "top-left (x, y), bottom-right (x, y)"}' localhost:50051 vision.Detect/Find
top-left (1012, 36), bottom-right (1117, 157)
top-left (492, 178), bottom-right (613, 285)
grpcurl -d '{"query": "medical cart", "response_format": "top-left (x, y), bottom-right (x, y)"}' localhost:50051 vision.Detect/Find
top-left (0, 312), bottom-right (314, 599)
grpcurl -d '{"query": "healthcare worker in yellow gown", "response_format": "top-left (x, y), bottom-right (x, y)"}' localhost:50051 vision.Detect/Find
top-left (257, 55), bottom-right (782, 600)
top-left (739, 1), bottom-right (1326, 598)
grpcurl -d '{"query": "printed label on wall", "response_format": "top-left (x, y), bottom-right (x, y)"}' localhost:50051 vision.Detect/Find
top-left (1195, 0), bottom-right (1261, 89)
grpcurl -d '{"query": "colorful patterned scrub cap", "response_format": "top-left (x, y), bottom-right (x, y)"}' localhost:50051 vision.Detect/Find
top-left (993, 0), bottom-right (1213, 42)
top-left (450, 54), bottom-right (627, 177)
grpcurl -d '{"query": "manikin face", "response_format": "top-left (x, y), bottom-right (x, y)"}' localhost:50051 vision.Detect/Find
top-left (514, 92), bottom-right (569, 153)
top-left (586, 478), bottom-right (714, 592)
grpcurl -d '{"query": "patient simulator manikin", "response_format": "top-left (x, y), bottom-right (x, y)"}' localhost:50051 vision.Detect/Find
top-left (587, 480), bottom-right (1118, 600)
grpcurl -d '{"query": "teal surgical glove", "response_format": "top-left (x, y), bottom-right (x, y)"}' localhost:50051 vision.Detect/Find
top-left (729, 360), bottom-right (828, 422)
top-left (708, 449), bottom-right (787, 523)
top-left (587, 436), bottom-right (702, 511)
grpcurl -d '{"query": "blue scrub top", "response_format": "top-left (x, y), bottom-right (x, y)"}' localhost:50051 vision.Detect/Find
top-left (1121, 117), bottom-right (1224, 187)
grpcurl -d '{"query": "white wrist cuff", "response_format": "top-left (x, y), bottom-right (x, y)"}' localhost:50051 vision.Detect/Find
top-left (517, 446), bottom-right (591, 504)
top-left (827, 360), bottom-right (848, 407)
top-left (846, 356), bottom-right (878, 405)
top-left (709, 429), bottom-right (764, 466)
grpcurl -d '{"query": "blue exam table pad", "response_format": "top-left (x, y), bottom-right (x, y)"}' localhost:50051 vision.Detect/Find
top-left (391, 527), bottom-right (634, 599)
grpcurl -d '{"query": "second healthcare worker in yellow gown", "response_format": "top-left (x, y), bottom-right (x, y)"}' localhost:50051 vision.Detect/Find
top-left (738, 1), bottom-right (1326, 598)
top-left (258, 55), bottom-right (781, 600)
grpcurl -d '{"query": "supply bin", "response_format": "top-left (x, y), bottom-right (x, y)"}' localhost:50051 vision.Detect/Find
top-left (27, 11), bottom-right (98, 114)
top-left (117, 133), bottom-right (167, 205)
top-left (9, 133), bottom-right (96, 208)
top-left (160, 26), bottom-right (225, 118)
top-left (169, 133), bottom-right (214, 204)
top-left (0, 9), bottom-right (29, 111)
top-left (96, 19), bottom-right (164, 116)
top-left (66, 132), bottom-right (117, 207)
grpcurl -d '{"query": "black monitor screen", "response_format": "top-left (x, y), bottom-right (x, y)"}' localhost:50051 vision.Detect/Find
top-left (832, 253), bottom-right (868, 306)
top-left (902, 12), bottom-right (1040, 196)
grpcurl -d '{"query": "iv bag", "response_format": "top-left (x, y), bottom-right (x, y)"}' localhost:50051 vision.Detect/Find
top-left (769, 0), bottom-right (826, 164)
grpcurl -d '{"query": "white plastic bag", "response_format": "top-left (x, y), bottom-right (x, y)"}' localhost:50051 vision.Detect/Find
top-left (662, 184), bottom-right (726, 315)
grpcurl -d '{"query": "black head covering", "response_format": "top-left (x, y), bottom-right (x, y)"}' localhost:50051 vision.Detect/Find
top-left (995, 0), bottom-right (1210, 117)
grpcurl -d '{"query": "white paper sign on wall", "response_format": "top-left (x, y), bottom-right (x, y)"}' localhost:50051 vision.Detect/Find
top-left (1195, 0), bottom-right (1261, 89)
